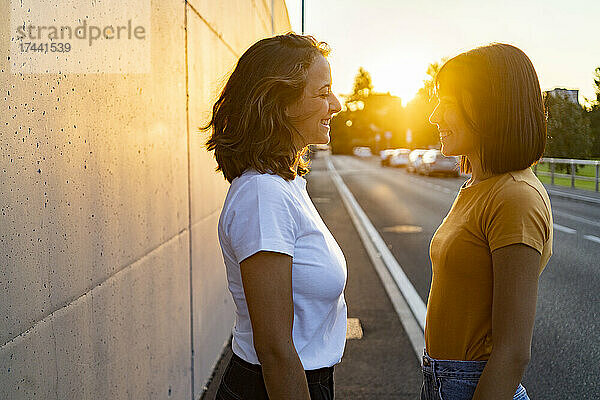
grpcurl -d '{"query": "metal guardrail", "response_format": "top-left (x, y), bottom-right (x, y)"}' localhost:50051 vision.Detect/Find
top-left (534, 158), bottom-right (600, 192)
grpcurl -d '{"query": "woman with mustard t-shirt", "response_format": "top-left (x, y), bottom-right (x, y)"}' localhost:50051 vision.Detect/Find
top-left (422, 43), bottom-right (553, 400)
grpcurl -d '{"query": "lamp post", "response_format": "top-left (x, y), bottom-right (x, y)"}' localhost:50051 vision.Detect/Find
top-left (302, 0), bottom-right (305, 34)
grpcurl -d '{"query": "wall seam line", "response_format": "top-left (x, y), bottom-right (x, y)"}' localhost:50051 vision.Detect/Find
top-left (0, 227), bottom-right (189, 349)
top-left (187, 2), bottom-right (239, 58)
top-left (194, 208), bottom-right (221, 226)
top-left (184, 3), bottom-right (196, 400)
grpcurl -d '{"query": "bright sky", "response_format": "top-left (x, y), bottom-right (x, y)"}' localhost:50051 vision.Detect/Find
top-left (284, 0), bottom-right (599, 106)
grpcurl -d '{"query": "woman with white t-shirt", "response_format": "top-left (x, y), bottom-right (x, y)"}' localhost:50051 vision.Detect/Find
top-left (203, 33), bottom-right (345, 400)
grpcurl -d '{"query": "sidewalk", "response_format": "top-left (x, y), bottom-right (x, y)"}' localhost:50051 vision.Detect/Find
top-left (201, 154), bottom-right (423, 399)
top-left (306, 156), bottom-right (422, 398)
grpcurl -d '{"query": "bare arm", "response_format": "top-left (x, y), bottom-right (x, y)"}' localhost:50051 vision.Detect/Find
top-left (240, 251), bottom-right (311, 400)
top-left (472, 243), bottom-right (540, 399)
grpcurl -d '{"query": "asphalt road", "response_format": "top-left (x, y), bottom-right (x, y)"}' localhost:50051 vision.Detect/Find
top-left (326, 153), bottom-right (600, 399)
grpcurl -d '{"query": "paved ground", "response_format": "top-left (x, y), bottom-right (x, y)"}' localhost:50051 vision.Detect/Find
top-left (305, 158), bottom-right (422, 399)
top-left (201, 155), bottom-right (423, 399)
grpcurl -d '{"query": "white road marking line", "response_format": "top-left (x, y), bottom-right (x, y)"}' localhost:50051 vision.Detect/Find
top-left (552, 209), bottom-right (600, 228)
top-left (553, 224), bottom-right (576, 234)
top-left (327, 156), bottom-right (425, 362)
top-left (584, 235), bottom-right (600, 244)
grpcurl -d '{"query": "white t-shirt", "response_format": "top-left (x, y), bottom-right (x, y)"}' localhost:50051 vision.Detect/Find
top-left (218, 169), bottom-right (348, 370)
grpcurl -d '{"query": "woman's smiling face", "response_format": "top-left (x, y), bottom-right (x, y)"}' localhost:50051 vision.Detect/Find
top-left (429, 93), bottom-right (478, 158)
top-left (286, 55), bottom-right (342, 148)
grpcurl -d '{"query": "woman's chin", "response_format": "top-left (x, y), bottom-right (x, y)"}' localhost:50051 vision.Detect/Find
top-left (440, 144), bottom-right (456, 157)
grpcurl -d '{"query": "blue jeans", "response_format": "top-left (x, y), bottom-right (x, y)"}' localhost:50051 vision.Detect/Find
top-left (421, 350), bottom-right (529, 400)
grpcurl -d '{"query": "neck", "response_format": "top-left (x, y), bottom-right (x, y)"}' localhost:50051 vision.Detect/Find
top-left (466, 153), bottom-right (495, 186)
top-left (292, 147), bottom-right (306, 173)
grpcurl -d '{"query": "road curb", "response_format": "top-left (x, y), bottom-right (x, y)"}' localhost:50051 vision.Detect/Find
top-left (325, 155), bottom-right (426, 362)
top-left (544, 187), bottom-right (600, 205)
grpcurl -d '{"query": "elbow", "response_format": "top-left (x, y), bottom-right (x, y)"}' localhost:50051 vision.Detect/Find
top-left (494, 346), bottom-right (531, 371)
top-left (511, 352), bottom-right (531, 370)
top-left (512, 345), bottom-right (531, 368)
top-left (253, 339), bottom-right (296, 366)
top-left (517, 351), bottom-right (531, 369)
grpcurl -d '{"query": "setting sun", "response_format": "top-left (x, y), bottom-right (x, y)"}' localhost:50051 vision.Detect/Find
top-left (368, 60), bottom-right (429, 103)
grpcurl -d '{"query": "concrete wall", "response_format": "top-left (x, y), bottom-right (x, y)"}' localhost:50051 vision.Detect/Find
top-left (0, 1), bottom-right (291, 399)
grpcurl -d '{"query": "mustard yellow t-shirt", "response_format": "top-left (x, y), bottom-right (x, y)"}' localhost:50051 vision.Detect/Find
top-left (425, 168), bottom-right (553, 361)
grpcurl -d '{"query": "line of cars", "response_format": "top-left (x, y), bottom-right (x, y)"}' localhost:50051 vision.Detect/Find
top-left (352, 146), bottom-right (373, 158)
top-left (379, 148), bottom-right (461, 177)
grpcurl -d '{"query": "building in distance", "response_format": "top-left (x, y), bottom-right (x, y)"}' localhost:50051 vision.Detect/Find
top-left (544, 88), bottom-right (579, 104)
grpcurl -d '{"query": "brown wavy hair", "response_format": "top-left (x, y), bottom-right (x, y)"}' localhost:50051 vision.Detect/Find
top-left (202, 33), bottom-right (330, 183)
top-left (435, 43), bottom-right (547, 174)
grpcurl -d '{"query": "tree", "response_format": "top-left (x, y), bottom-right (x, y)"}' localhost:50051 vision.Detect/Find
top-left (422, 60), bottom-right (445, 100)
top-left (403, 60), bottom-right (446, 149)
top-left (544, 93), bottom-right (592, 159)
top-left (347, 67), bottom-right (373, 103)
top-left (594, 67), bottom-right (600, 105)
top-left (330, 68), bottom-right (405, 154)
top-left (589, 67), bottom-right (600, 157)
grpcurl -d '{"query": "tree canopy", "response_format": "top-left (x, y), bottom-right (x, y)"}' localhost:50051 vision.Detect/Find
top-left (544, 93), bottom-right (592, 159)
top-left (594, 67), bottom-right (600, 106)
top-left (589, 66), bottom-right (600, 157)
top-left (347, 67), bottom-right (373, 103)
top-left (330, 67), bottom-right (405, 154)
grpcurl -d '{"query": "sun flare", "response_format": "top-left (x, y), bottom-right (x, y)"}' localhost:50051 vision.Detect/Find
top-left (369, 60), bottom-right (428, 104)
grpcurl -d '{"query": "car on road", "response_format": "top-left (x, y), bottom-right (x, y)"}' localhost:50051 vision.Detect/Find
top-left (389, 148), bottom-right (411, 168)
top-left (419, 149), bottom-right (460, 177)
top-left (353, 146), bottom-right (372, 158)
top-left (379, 149), bottom-right (397, 166)
top-left (407, 149), bottom-right (428, 173)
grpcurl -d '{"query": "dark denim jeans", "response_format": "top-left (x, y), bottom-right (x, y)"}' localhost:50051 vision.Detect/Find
top-left (215, 352), bottom-right (334, 400)
top-left (421, 350), bottom-right (530, 400)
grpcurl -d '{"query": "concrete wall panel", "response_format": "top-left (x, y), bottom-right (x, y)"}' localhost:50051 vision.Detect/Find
top-left (0, 320), bottom-right (57, 399)
top-left (187, 9), bottom-right (235, 222)
top-left (0, 0), bottom-right (188, 347)
top-left (186, 8), bottom-right (237, 392)
top-left (192, 0), bottom-right (259, 55)
top-left (0, 232), bottom-right (191, 400)
top-left (192, 0), bottom-right (293, 56)
top-left (192, 213), bottom-right (234, 392)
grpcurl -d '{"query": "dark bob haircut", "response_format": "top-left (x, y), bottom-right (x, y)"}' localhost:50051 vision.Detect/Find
top-left (435, 43), bottom-right (547, 174)
top-left (203, 33), bottom-right (330, 183)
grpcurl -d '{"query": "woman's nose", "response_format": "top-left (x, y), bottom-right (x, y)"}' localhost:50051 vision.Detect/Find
top-left (330, 94), bottom-right (342, 113)
top-left (429, 103), bottom-right (441, 126)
